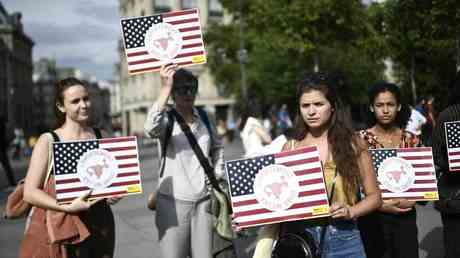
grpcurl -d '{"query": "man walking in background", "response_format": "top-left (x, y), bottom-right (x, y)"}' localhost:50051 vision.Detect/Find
top-left (0, 116), bottom-right (16, 186)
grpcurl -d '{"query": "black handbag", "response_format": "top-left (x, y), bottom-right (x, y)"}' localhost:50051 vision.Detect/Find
top-left (271, 170), bottom-right (338, 258)
top-left (272, 231), bottom-right (318, 258)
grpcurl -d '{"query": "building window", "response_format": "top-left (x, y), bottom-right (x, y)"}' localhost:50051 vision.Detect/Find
top-left (141, 9), bottom-right (145, 16)
top-left (181, 0), bottom-right (197, 9)
top-left (154, 0), bottom-right (171, 12)
top-left (209, 0), bottom-right (223, 16)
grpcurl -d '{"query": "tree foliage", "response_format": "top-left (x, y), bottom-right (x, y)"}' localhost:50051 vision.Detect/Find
top-left (380, 0), bottom-right (460, 108)
top-left (205, 0), bottom-right (385, 113)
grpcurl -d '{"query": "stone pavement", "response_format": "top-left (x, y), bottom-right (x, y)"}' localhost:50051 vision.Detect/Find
top-left (0, 138), bottom-right (446, 258)
top-left (0, 138), bottom-right (254, 258)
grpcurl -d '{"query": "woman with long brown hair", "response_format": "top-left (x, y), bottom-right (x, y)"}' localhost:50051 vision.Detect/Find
top-left (261, 72), bottom-right (381, 258)
top-left (20, 78), bottom-right (119, 258)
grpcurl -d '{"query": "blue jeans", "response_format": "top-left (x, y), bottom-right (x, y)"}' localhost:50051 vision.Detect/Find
top-left (305, 220), bottom-right (366, 258)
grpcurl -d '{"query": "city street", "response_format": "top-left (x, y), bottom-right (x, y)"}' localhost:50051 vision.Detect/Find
top-left (0, 138), bottom-right (445, 258)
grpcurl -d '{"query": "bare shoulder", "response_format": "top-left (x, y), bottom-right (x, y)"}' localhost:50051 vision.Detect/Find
top-left (31, 132), bottom-right (53, 154)
top-left (36, 132), bottom-right (52, 145)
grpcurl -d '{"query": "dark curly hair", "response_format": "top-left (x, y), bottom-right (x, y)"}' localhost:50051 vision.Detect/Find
top-left (293, 72), bottom-right (361, 202)
top-left (366, 81), bottom-right (411, 129)
top-left (54, 77), bottom-right (88, 128)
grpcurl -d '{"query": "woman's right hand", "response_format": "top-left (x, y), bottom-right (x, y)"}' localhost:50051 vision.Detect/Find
top-left (157, 64), bottom-right (179, 110)
top-left (379, 199), bottom-right (412, 214)
top-left (62, 190), bottom-right (100, 213)
top-left (159, 63), bottom-right (178, 90)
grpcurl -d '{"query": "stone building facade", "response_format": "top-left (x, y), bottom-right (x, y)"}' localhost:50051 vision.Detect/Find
top-left (118, 0), bottom-right (234, 135)
top-left (0, 3), bottom-right (34, 135)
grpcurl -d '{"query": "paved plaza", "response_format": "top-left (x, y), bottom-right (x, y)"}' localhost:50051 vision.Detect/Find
top-left (0, 138), bottom-right (445, 258)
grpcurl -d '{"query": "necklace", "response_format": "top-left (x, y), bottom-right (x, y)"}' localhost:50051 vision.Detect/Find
top-left (372, 127), bottom-right (401, 147)
top-left (377, 132), bottom-right (400, 147)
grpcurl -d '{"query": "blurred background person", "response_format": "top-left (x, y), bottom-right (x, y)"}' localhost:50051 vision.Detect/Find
top-left (421, 95), bottom-right (436, 146)
top-left (12, 128), bottom-right (25, 160)
top-left (276, 104), bottom-right (293, 136)
top-left (237, 106), bottom-right (272, 157)
top-left (0, 116), bottom-right (16, 187)
top-left (405, 105), bottom-right (427, 146)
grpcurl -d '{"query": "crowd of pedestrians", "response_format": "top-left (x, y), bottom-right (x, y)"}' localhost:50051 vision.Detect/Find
top-left (2, 66), bottom-right (460, 258)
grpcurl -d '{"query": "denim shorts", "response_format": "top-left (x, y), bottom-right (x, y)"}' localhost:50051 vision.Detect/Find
top-left (305, 220), bottom-right (366, 258)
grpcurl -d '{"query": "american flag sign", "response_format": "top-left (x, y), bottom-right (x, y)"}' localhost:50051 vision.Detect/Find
top-left (445, 121), bottom-right (460, 171)
top-left (53, 136), bottom-right (142, 204)
top-left (225, 146), bottom-right (330, 229)
top-left (120, 8), bottom-right (206, 75)
top-left (370, 147), bottom-right (438, 201)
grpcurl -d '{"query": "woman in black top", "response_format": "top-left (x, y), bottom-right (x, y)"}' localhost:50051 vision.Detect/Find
top-left (432, 71), bottom-right (460, 258)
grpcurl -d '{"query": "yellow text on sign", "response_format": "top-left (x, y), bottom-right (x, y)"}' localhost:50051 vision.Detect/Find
top-left (312, 205), bottom-right (329, 215)
top-left (192, 55), bottom-right (206, 63)
top-left (127, 185), bottom-right (141, 193)
top-left (424, 192), bottom-right (438, 200)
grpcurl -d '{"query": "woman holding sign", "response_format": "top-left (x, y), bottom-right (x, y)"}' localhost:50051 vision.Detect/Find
top-left (359, 82), bottom-right (419, 258)
top-left (144, 64), bottom-right (224, 258)
top-left (20, 78), bottom-right (119, 258)
top-left (255, 72), bottom-right (381, 258)
top-left (432, 71), bottom-right (460, 258)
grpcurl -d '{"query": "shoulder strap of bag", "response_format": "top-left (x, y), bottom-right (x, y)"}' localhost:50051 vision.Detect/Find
top-left (196, 107), bottom-right (213, 139)
top-left (93, 127), bottom-right (102, 139)
top-left (44, 131), bottom-right (60, 186)
top-left (159, 108), bottom-right (213, 178)
top-left (169, 108), bottom-right (222, 192)
top-left (158, 111), bottom-right (174, 178)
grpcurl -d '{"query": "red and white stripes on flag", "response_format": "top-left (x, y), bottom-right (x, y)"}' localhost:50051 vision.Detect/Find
top-left (226, 146), bottom-right (330, 229)
top-left (121, 8), bottom-right (206, 75)
top-left (370, 147), bottom-right (438, 201)
top-left (53, 136), bottom-right (142, 204)
top-left (445, 121), bottom-right (460, 171)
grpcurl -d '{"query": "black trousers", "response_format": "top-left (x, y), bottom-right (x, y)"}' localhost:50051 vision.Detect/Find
top-left (0, 148), bottom-right (15, 186)
top-left (381, 209), bottom-right (419, 258)
top-left (359, 209), bottom-right (419, 258)
top-left (440, 212), bottom-right (460, 258)
top-left (358, 211), bottom-right (385, 258)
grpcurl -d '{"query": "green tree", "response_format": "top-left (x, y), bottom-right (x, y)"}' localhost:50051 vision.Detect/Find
top-left (380, 0), bottom-right (459, 108)
top-left (205, 0), bottom-right (386, 112)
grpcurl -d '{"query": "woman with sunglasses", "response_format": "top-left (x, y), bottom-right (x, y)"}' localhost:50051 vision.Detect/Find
top-left (144, 64), bottom-right (224, 258)
top-left (359, 82), bottom-right (420, 258)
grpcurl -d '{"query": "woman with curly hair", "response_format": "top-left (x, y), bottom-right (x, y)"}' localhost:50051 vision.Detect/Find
top-left (359, 82), bottom-right (420, 258)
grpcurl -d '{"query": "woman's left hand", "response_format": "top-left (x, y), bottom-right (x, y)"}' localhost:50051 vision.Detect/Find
top-left (396, 199), bottom-right (416, 209)
top-left (330, 203), bottom-right (355, 220)
top-left (106, 196), bottom-right (123, 205)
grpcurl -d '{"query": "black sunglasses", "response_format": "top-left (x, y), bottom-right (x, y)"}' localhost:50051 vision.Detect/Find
top-left (174, 86), bottom-right (198, 96)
